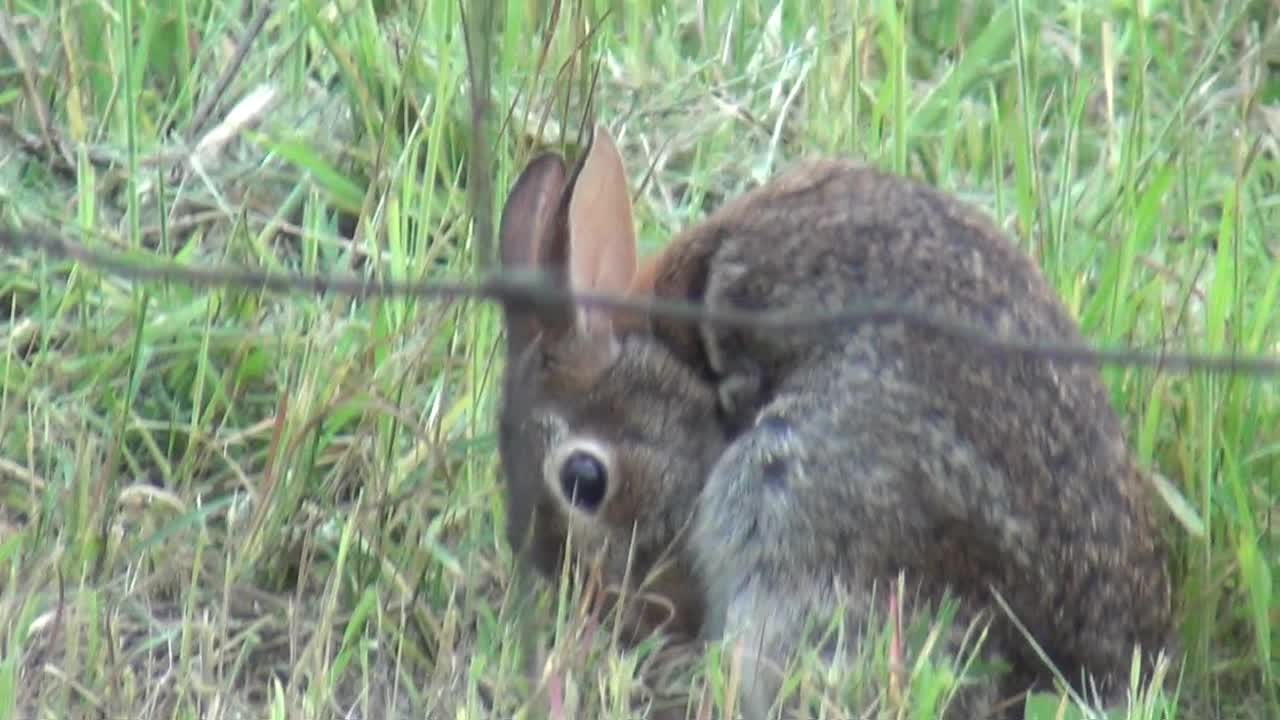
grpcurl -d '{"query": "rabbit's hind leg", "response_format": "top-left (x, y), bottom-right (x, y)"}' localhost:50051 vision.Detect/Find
top-left (701, 561), bottom-right (1006, 720)
top-left (689, 359), bottom-right (1008, 719)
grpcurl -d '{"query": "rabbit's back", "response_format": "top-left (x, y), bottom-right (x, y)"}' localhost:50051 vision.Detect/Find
top-left (650, 161), bottom-right (1172, 703)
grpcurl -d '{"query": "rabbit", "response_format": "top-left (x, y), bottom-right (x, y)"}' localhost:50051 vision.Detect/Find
top-left (494, 126), bottom-right (728, 647)
top-left (495, 124), bottom-right (1174, 719)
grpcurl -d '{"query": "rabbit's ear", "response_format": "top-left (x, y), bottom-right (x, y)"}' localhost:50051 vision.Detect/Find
top-left (567, 125), bottom-right (638, 337)
top-left (498, 151), bottom-right (573, 351)
top-left (499, 152), bottom-right (567, 270)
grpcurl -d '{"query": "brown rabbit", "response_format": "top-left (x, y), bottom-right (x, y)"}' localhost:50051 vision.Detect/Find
top-left (495, 125), bottom-right (1173, 719)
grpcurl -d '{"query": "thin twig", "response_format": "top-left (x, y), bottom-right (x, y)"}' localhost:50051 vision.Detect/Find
top-left (460, 0), bottom-right (497, 270)
top-left (188, 2), bottom-right (275, 140)
top-left (2, 225), bottom-right (1279, 378)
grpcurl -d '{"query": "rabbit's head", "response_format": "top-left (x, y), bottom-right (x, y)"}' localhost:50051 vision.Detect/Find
top-left (495, 126), bottom-right (724, 641)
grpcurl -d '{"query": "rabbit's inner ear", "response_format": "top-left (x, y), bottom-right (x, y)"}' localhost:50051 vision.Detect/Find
top-left (498, 152), bottom-right (575, 348)
top-left (567, 125), bottom-right (639, 337)
top-left (499, 152), bottom-right (567, 271)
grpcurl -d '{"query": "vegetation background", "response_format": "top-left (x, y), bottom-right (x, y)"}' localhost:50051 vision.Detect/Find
top-left (0, 0), bottom-right (1277, 718)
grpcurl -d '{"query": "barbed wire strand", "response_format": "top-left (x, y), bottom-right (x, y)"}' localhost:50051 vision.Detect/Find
top-left (2, 225), bottom-right (1278, 378)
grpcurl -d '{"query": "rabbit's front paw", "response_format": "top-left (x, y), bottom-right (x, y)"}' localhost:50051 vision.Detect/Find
top-left (692, 407), bottom-right (807, 596)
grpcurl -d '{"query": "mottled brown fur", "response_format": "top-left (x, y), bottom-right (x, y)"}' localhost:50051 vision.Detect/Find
top-left (495, 127), bottom-right (1173, 719)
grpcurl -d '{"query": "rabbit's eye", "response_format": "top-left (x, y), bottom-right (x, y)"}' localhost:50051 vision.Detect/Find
top-left (559, 450), bottom-right (608, 511)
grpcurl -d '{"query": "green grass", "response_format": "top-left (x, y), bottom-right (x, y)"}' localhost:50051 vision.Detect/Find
top-left (1, 0), bottom-right (1278, 718)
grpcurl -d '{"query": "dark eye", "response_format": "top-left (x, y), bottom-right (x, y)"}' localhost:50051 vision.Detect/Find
top-left (559, 450), bottom-right (608, 511)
